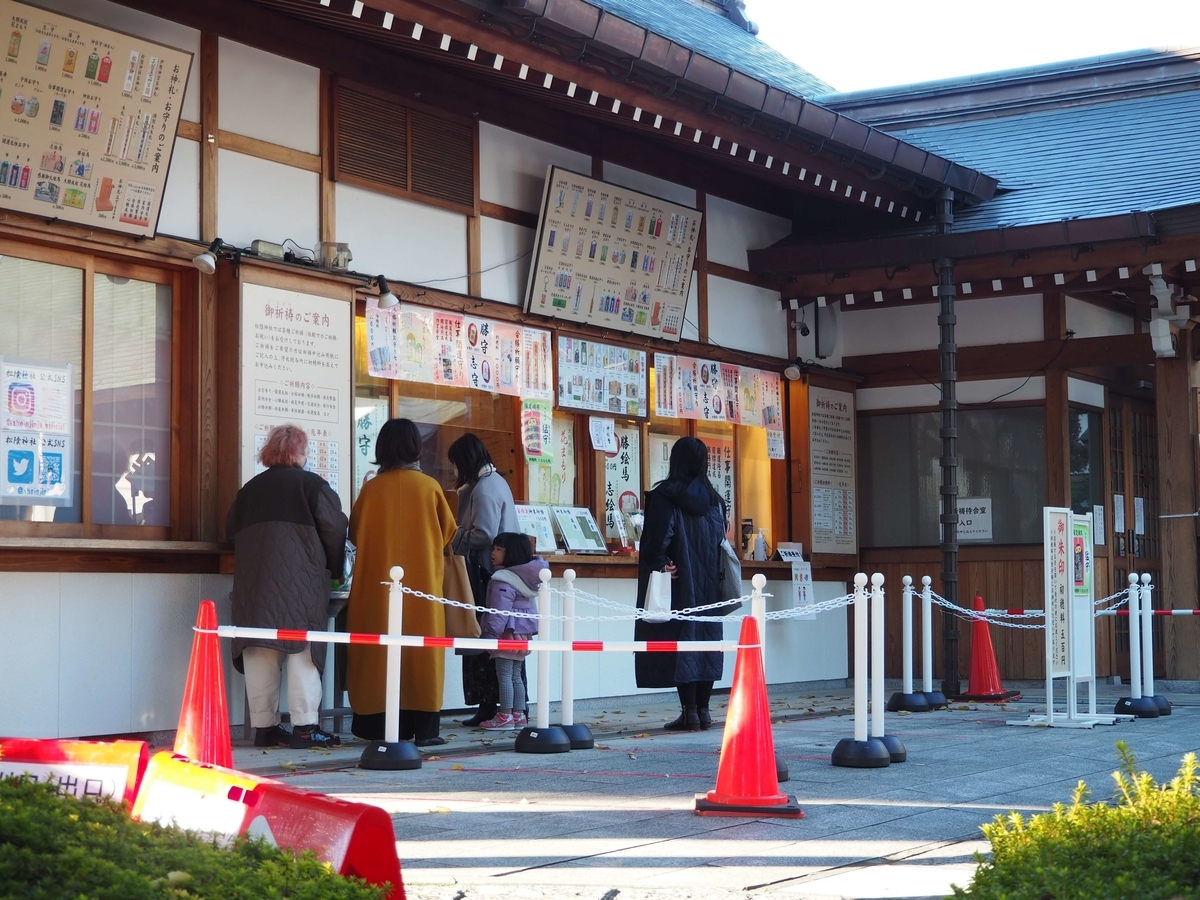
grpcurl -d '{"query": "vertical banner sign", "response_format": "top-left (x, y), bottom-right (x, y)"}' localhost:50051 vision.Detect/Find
top-left (463, 316), bottom-right (497, 393)
top-left (653, 352), bottom-right (677, 418)
top-left (720, 364), bottom-right (742, 424)
top-left (792, 560), bottom-right (816, 621)
top-left (397, 304), bottom-right (434, 383)
top-left (697, 360), bottom-right (723, 421)
top-left (676, 356), bottom-right (699, 418)
top-left (1044, 507), bottom-right (1072, 677)
top-left (493, 322), bottom-right (522, 396)
top-left (521, 398), bottom-right (552, 463)
top-left (240, 284), bottom-right (352, 511)
top-left (0, 358), bottom-right (73, 505)
top-left (808, 386), bottom-right (856, 554)
top-left (647, 433), bottom-right (676, 488)
top-left (352, 395), bottom-right (387, 500)
top-left (1071, 513), bottom-right (1095, 679)
top-left (603, 424), bottom-right (640, 539)
top-left (702, 435), bottom-right (736, 542)
top-left (433, 311), bottom-right (465, 387)
top-left (364, 304), bottom-right (398, 379)
top-left (521, 327), bottom-right (554, 400)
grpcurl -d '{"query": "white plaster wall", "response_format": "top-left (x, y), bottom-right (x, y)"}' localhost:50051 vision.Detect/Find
top-left (336, 183), bottom-right (469, 294)
top-left (219, 39), bottom-right (319, 154)
top-left (705, 194), bottom-right (792, 271)
top-left (0, 572), bottom-right (238, 738)
top-left (857, 376), bottom-right (1047, 411)
top-left (841, 293), bottom-right (1045, 357)
top-left (1068, 376), bottom-right (1105, 409)
top-left (36, 0), bottom-right (200, 122)
top-left (479, 122), bottom-right (590, 213)
top-left (1066, 295), bottom-right (1134, 338)
top-left (217, 150), bottom-right (319, 251)
top-left (682, 276), bottom-right (700, 342)
top-left (602, 162), bottom-right (696, 208)
top-left (158, 138), bottom-right (199, 240)
top-left (706, 276), bottom-right (788, 359)
top-left (479, 218), bottom-right (534, 306)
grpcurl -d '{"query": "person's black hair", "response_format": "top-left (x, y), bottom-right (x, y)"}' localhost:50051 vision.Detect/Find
top-left (447, 433), bottom-right (495, 488)
top-left (374, 418), bottom-right (422, 470)
top-left (660, 436), bottom-right (723, 507)
top-left (492, 531), bottom-right (534, 568)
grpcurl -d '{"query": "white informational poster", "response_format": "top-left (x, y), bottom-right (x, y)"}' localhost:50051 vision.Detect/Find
top-left (1113, 493), bottom-right (1125, 533)
top-left (515, 504), bottom-right (557, 553)
top-left (364, 306), bottom-right (398, 379)
top-left (352, 395), bottom-right (388, 500)
top-left (556, 336), bottom-right (647, 417)
top-left (1134, 496), bottom-right (1146, 536)
top-left (0, 357), bottom-right (73, 506)
top-left (603, 423), bottom-right (641, 539)
top-left (653, 353), bottom-right (677, 418)
top-left (527, 413), bottom-right (575, 506)
top-left (702, 434), bottom-right (736, 543)
top-left (957, 497), bottom-right (993, 542)
top-left (1093, 504), bottom-right (1105, 546)
top-left (0, 0), bottom-right (194, 238)
top-left (791, 560), bottom-right (816, 621)
top-left (240, 283), bottom-right (353, 511)
top-left (809, 386), bottom-right (856, 554)
top-left (525, 165), bottom-right (700, 341)
top-left (521, 398), bottom-right (553, 463)
top-left (552, 505), bottom-right (607, 553)
top-left (647, 433), bottom-right (676, 488)
top-left (588, 416), bottom-right (617, 453)
top-left (766, 430), bottom-right (785, 460)
top-left (1044, 507), bottom-right (1072, 677)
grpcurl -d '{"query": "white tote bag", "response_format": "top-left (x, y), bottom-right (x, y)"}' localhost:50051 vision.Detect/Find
top-left (643, 570), bottom-right (673, 623)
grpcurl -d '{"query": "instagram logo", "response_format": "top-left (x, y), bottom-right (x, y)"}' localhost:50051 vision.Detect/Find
top-left (7, 382), bottom-right (35, 418)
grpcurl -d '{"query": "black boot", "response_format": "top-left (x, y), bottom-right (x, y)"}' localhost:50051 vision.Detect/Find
top-left (461, 705), bottom-right (496, 727)
top-left (664, 706), bottom-right (701, 731)
top-left (697, 708), bottom-right (712, 730)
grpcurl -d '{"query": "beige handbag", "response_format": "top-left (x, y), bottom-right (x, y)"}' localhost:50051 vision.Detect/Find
top-left (442, 552), bottom-right (482, 639)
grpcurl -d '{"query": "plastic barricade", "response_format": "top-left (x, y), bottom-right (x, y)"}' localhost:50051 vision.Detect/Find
top-left (0, 737), bottom-right (149, 802)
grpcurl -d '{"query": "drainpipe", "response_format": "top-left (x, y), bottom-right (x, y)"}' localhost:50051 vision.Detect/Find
top-left (936, 187), bottom-right (960, 700)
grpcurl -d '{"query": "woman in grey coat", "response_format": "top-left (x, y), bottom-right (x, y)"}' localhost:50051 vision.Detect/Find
top-left (448, 433), bottom-right (520, 726)
top-left (227, 424), bottom-right (347, 750)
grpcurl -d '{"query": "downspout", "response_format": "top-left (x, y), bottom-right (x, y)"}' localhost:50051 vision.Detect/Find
top-left (936, 187), bottom-right (960, 700)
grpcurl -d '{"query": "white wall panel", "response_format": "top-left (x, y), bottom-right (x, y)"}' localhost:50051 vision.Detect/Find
top-left (158, 137), bottom-right (199, 240)
top-left (480, 122), bottom-right (590, 213)
top-left (1068, 376), bottom-right (1105, 409)
top-left (131, 575), bottom-right (204, 732)
top-left (1066, 295), bottom-right (1134, 338)
top-left (480, 218), bottom-right (534, 306)
top-left (336, 184), bottom-right (468, 295)
top-left (857, 376), bottom-right (1046, 411)
top-left (707, 276), bottom-right (788, 358)
top-left (602, 162), bottom-right (696, 208)
top-left (218, 150), bottom-right (319, 252)
top-left (705, 194), bottom-right (791, 270)
top-left (682, 276), bottom-right (700, 342)
top-left (35, 0), bottom-right (200, 121)
top-left (0, 572), bottom-right (61, 737)
top-left (218, 39), bottom-right (319, 153)
top-left (59, 573), bottom-right (133, 737)
top-left (842, 293), bottom-right (1044, 357)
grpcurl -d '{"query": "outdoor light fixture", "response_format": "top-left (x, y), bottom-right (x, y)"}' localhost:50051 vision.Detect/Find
top-left (783, 362), bottom-right (802, 381)
top-left (192, 238), bottom-right (225, 274)
top-left (376, 275), bottom-right (399, 309)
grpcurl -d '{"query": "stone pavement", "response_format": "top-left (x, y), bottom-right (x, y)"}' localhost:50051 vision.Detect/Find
top-left (232, 684), bottom-right (1200, 900)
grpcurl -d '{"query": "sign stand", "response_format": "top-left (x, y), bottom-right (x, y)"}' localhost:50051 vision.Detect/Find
top-left (1008, 510), bottom-right (1128, 728)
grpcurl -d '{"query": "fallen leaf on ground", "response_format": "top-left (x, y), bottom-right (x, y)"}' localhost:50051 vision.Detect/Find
top-left (628, 753), bottom-right (637, 760)
top-left (595, 745), bottom-right (611, 750)
top-left (634, 732), bottom-right (649, 738)
top-left (450, 764), bottom-right (466, 770)
top-left (429, 806), bottom-right (452, 813)
top-left (278, 761), bottom-right (304, 770)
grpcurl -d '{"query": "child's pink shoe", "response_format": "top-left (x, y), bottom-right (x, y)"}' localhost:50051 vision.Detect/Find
top-left (512, 711), bottom-right (528, 727)
top-left (479, 712), bottom-right (515, 730)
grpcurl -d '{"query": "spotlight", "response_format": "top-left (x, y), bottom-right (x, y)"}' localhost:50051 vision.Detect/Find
top-left (192, 238), bottom-right (223, 274)
top-left (376, 275), bottom-right (399, 309)
top-left (783, 363), bottom-right (802, 381)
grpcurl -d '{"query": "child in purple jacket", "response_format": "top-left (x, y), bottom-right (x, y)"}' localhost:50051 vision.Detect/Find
top-left (478, 532), bottom-right (546, 730)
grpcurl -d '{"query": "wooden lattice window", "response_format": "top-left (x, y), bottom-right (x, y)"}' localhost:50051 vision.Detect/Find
top-left (333, 79), bottom-right (476, 214)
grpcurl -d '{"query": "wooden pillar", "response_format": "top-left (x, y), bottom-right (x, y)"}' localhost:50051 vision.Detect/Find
top-left (1043, 292), bottom-right (1070, 507)
top-left (198, 32), bottom-right (220, 540)
top-left (695, 192), bottom-right (709, 343)
top-left (199, 33), bottom-right (218, 242)
top-left (1156, 324), bottom-right (1200, 679)
top-left (319, 70), bottom-right (336, 245)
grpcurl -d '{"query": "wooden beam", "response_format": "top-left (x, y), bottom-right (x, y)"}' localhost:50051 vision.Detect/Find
top-left (467, 213), bottom-right (482, 297)
top-left (217, 129), bottom-right (321, 172)
top-left (479, 200), bottom-right (538, 229)
top-left (319, 70), bottom-right (336, 244)
top-left (1043, 292), bottom-right (1070, 507)
top-left (200, 32), bottom-right (218, 242)
top-left (846, 333), bottom-right (1156, 387)
top-left (696, 192), bottom-right (708, 343)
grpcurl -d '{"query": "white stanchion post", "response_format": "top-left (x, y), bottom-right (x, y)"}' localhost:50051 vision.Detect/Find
top-left (751, 573), bottom-right (767, 670)
top-left (901, 575), bottom-right (914, 697)
top-left (536, 568), bottom-right (552, 730)
top-left (561, 569), bottom-right (576, 727)
top-left (1140, 573), bottom-right (1155, 700)
top-left (1128, 573), bottom-right (1143, 702)
top-left (384, 566), bottom-right (404, 744)
top-left (831, 573), bottom-right (890, 767)
top-left (853, 573), bottom-right (869, 743)
top-left (921, 576), bottom-right (934, 694)
top-left (869, 573), bottom-right (886, 740)
top-left (515, 568), bottom-right (571, 753)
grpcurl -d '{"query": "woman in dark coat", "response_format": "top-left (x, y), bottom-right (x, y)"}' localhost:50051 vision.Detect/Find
top-left (634, 436), bottom-right (726, 731)
top-left (227, 424), bottom-right (347, 750)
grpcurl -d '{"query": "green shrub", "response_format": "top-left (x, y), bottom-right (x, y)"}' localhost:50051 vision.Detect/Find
top-left (953, 741), bottom-right (1200, 899)
top-left (0, 776), bottom-right (386, 900)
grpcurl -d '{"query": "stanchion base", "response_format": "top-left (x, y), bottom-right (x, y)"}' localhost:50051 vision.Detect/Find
top-left (694, 793), bottom-right (805, 818)
top-left (830, 738), bottom-right (891, 768)
top-left (887, 691), bottom-right (930, 713)
top-left (1115, 696), bottom-right (1160, 718)
top-left (874, 733), bottom-right (907, 763)
top-left (514, 725), bottom-right (572, 754)
top-left (776, 751), bottom-right (789, 784)
top-left (1152, 696), bottom-right (1172, 716)
top-left (553, 723), bottom-right (595, 750)
top-left (358, 740), bottom-right (422, 770)
top-left (922, 691), bottom-right (949, 709)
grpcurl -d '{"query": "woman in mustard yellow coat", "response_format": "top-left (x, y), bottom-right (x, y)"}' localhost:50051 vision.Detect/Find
top-left (347, 418), bottom-right (456, 745)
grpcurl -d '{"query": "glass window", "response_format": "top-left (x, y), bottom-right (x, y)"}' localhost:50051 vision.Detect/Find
top-left (90, 274), bottom-right (172, 526)
top-left (697, 421), bottom-right (736, 543)
top-left (1069, 406), bottom-right (1104, 517)
top-left (858, 406), bottom-right (1046, 547)
top-left (736, 424), bottom-right (774, 556)
top-left (0, 256), bottom-right (83, 524)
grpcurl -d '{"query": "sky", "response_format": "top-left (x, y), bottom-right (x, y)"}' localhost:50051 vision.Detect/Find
top-left (746, 0), bottom-right (1200, 94)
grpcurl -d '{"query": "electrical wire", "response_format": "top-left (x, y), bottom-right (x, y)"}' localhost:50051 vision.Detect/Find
top-left (409, 249), bottom-right (534, 285)
top-left (980, 334), bottom-right (1073, 404)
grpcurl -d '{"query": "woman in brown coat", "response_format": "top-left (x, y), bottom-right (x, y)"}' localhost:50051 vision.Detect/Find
top-left (346, 418), bottom-right (457, 745)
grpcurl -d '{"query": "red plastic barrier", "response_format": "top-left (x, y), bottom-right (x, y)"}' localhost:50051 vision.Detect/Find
top-left (0, 737), bottom-right (149, 802)
top-left (132, 751), bottom-right (403, 898)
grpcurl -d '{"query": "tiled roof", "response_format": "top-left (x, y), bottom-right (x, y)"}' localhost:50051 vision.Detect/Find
top-left (880, 87), bottom-right (1200, 231)
top-left (588, 0), bottom-right (834, 98)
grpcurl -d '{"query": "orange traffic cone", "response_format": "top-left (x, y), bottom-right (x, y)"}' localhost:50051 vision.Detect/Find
top-left (957, 595), bottom-right (1021, 703)
top-left (695, 616), bottom-right (804, 817)
top-left (174, 599), bottom-right (233, 767)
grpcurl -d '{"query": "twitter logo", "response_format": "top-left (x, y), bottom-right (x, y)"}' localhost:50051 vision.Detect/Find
top-left (7, 450), bottom-right (34, 484)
